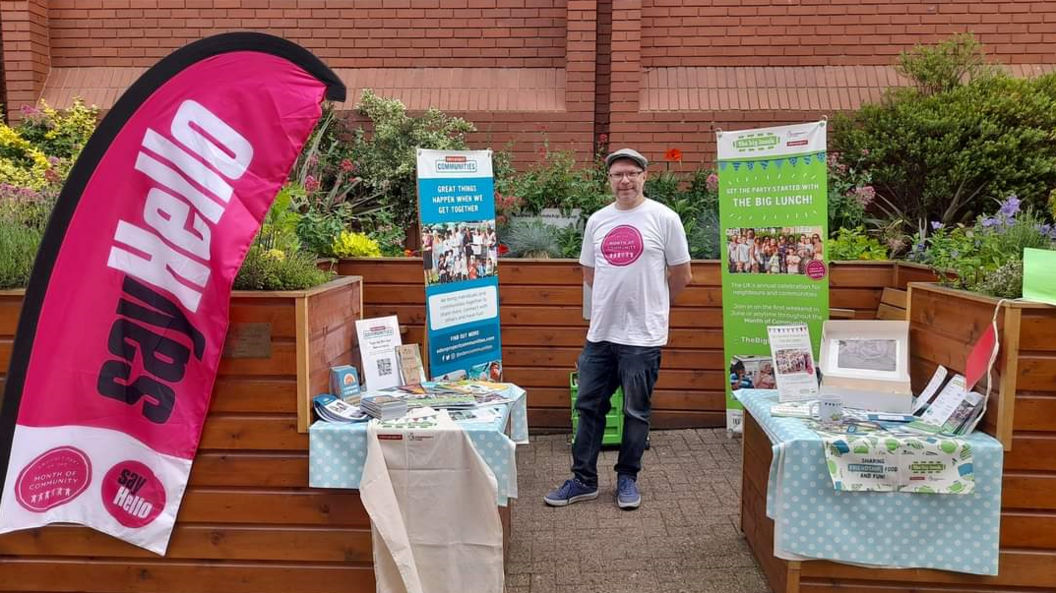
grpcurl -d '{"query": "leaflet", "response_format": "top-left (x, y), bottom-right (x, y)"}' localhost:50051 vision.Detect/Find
top-left (767, 324), bottom-right (820, 402)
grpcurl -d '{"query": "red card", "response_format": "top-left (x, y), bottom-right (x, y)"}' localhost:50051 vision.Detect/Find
top-left (965, 324), bottom-right (998, 391)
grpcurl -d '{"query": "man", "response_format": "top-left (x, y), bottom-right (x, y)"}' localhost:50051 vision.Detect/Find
top-left (544, 148), bottom-right (692, 510)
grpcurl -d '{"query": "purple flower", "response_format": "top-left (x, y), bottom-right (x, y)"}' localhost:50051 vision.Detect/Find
top-left (853, 185), bottom-right (876, 207)
top-left (999, 195), bottom-right (1021, 218)
top-left (930, 221), bottom-right (945, 231)
top-left (981, 217), bottom-right (999, 228)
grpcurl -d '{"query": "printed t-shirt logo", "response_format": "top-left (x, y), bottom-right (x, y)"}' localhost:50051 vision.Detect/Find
top-left (601, 225), bottom-right (644, 266)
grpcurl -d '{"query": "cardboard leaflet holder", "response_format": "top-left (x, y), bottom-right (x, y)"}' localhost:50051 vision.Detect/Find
top-left (819, 320), bottom-right (913, 413)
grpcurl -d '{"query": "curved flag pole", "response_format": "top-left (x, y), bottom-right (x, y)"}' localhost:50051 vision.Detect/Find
top-left (0, 33), bottom-right (344, 553)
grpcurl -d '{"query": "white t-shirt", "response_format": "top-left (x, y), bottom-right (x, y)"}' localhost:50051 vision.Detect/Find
top-left (580, 199), bottom-right (691, 347)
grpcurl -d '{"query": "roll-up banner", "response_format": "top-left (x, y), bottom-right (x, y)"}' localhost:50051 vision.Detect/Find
top-left (0, 33), bottom-right (344, 554)
top-left (416, 149), bottom-right (503, 382)
top-left (718, 122), bottom-right (829, 434)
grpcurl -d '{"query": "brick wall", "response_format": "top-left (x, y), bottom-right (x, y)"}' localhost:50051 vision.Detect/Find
top-left (46, 0), bottom-right (569, 69)
top-left (641, 0), bottom-right (1056, 68)
top-left (3, 1), bottom-right (1056, 167)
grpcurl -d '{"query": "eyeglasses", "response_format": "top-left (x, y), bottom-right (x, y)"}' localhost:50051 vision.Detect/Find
top-left (608, 170), bottom-right (644, 181)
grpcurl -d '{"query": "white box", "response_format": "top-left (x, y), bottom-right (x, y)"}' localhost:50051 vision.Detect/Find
top-left (819, 320), bottom-right (913, 413)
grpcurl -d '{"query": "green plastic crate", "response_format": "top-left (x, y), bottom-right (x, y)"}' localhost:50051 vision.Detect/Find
top-left (570, 371), bottom-right (624, 446)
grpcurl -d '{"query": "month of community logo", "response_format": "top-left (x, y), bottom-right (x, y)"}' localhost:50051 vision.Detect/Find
top-left (601, 225), bottom-right (644, 266)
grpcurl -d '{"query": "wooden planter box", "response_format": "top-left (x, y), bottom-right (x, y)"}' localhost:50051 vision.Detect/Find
top-left (741, 281), bottom-right (1056, 592)
top-left (0, 276), bottom-right (380, 593)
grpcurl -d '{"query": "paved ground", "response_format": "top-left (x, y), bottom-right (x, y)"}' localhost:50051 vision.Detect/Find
top-left (506, 429), bottom-right (771, 593)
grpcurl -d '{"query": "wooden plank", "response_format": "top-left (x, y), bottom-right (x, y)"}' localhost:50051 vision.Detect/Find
top-left (198, 415), bottom-right (307, 451)
top-left (216, 341), bottom-right (298, 376)
top-left (998, 308), bottom-right (1022, 448)
top-left (880, 287), bottom-right (907, 309)
top-left (178, 489), bottom-right (369, 527)
top-left (501, 346), bottom-right (727, 370)
top-left (189, 452), bottom-right (308, 487)
top-left (1017, 354), bottom-right (1056, 393)
top-left (0, 560), bottom-right (374, 593)
top-left (524, 387), bottom-right (725, 411)
top-left (799, 549), bottom-right (1056, 589)
top-left (1019, 309), bottom-right (1056, 352)
top-left (1001, 511), bottom-right (1056, 550)
top-left (0, 524), bottom-right (371, 562)
top-left (505, 366), bottom-right (726, 391)
top-left (1013, 396), bottom-right (1056, 432)
top-left (0, 295), bottom-right (23, 335)
top-left (208, 378), bottom-right (297, 414)
top-left (875, 303), bottom-right (906, 320)
top-left (829, 262), bottom-right (896, 288)
top-left (1005, 433), bottom-right (1056, 472)
top-left (1003, 473), bottom-right (1056, 511)
top-left (295, 293), bottom-right (310, 433)
top-left (227, 302), bottom-right (298, 338)
top-left (829, 307), bottom-right (855, 320)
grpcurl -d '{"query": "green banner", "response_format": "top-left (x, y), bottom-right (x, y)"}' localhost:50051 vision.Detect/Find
top-left (718, 122), bottom-right (829, 434)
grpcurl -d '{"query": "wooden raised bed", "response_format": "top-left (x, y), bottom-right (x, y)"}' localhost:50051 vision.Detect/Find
top-left (0, 276), bottom-right (384, 593)
top-left (740, 281), bottom-right (1056, 592)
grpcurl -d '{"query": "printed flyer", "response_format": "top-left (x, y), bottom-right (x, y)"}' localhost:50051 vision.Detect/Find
top-left (718, 122), bottom-right (829, 434)
top-left (416, 149), bottom-right (503, 381)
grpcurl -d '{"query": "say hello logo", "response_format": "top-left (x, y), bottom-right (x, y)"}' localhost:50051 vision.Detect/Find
top-left (436, 155), bottom-right (478, 173)
top-left (734, 133), bottom-right (779, 152)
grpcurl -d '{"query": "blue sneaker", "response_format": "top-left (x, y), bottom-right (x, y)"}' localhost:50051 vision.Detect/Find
top-left (616, 475), bottom-right (641, 510)
top-left (543, 478), bottom-right (598, 507)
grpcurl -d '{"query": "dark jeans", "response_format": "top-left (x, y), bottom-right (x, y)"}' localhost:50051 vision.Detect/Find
top-left (572, 340), bottom-right (661, 488)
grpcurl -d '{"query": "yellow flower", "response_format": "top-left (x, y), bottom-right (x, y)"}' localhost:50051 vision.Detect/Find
top-left (265, 248), bottom-right (286, 261)
top-left (331, 230), bottom-right (382, 258)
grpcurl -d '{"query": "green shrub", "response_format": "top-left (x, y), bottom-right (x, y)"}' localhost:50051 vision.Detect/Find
top-left (17, 99), bottom-right (99, 160)
top-left (498, 147), bottom-right (610, 219)
top-left (828, 227), bottom-right (889, 261)
top-left (833, 36), bottom-right (1056, 229)
top-left (331, 230), bottom-right (382, 258)
top-left (0, 219), bottom-right (41, 289)
top-left (234, 246), bottom-right (334, 291)
top-left (977, 259), bottom-right (1024, 299)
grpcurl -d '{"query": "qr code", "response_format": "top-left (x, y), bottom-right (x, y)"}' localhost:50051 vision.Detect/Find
top-left (377, 357), bottom-right (393, 376)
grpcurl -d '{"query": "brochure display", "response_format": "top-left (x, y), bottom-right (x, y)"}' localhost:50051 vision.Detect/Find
top-left (818, 320), bottom-right (912, 413)
top-left (355, 316), bottom-right (403, 391)
top-left (718, 122), bottom-right (829, 433)
top-left (766, 324), bottom-right (819, 402)
top-left (0, 34), bottom-right (343, 555)
top-left (416, 149), bottom-right (503, 381)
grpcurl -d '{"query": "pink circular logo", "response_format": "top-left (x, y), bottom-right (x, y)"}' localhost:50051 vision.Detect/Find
top-left (15, 446), bottom-right (92, 512)
top-left (601, 225), bottom-right (644, 266)
top-left (101, 461), bottom-right (165, 528)
top-left (807, 260), bottom-right (827, 280)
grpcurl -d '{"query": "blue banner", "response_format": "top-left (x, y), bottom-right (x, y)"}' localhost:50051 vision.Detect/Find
top-left (416, 149), bottom-right (503, 381)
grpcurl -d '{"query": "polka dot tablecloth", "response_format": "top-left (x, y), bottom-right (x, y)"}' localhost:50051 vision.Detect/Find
top-left (735, 389), bottom-right (1002, 576)
top-left (309, 385), bottom-right (528, 506)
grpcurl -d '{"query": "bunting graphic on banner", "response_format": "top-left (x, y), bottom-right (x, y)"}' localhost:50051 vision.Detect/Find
top-left (0, 33), bottom-right (344, 554)
top-left (718, 122), bottom-right (829, 434)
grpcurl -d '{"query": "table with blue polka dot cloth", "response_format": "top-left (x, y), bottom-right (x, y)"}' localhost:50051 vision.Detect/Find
top-left (309, 385), bottom-right (528, 506)
top-left (735, 389), bottom-right (1002, 576)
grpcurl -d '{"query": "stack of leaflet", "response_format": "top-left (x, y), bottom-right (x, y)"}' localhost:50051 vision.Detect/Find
top-left (360, 394), bottom-right (409, 421)
top-left (313, 394), bottom-right (369, 423)
top-left (404, 393), bottom-right (477, 411)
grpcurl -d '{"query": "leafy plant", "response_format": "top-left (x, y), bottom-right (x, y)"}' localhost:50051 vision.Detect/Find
top-left (833, 35), bottom-right (1056, 230)
top-left (349, 90), bottom-right (475, 230)
top-left (977, 259), bottom-right (1024, 299)
top-left (689, 208), bottom-right (721, 259)
top-left (828, 227), bottom-right (890, 261)
top-left (0, 220), bottom-right (41, 289)
top-left (499, 146), bottom-right (610, 219)
top-left (826, 151), bottom-right (874, 233)
top-left (233, 245), bottom-right (334, 290)
top-left (503, 220), bottom-right (560, 258)
top-left (908, 195), bottom-right (1055, 295)
top-left (17, 99), bottom-right (99, 160)
top-left (555, 225), bottom-right (584, 259)
top-left (331, 230), bottom-right (382, 258)
top-left (895, 33), bottom-right (997, 97)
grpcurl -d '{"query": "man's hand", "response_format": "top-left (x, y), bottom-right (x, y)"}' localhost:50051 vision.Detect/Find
top-left (668, 262), bottom-right (692, 299)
